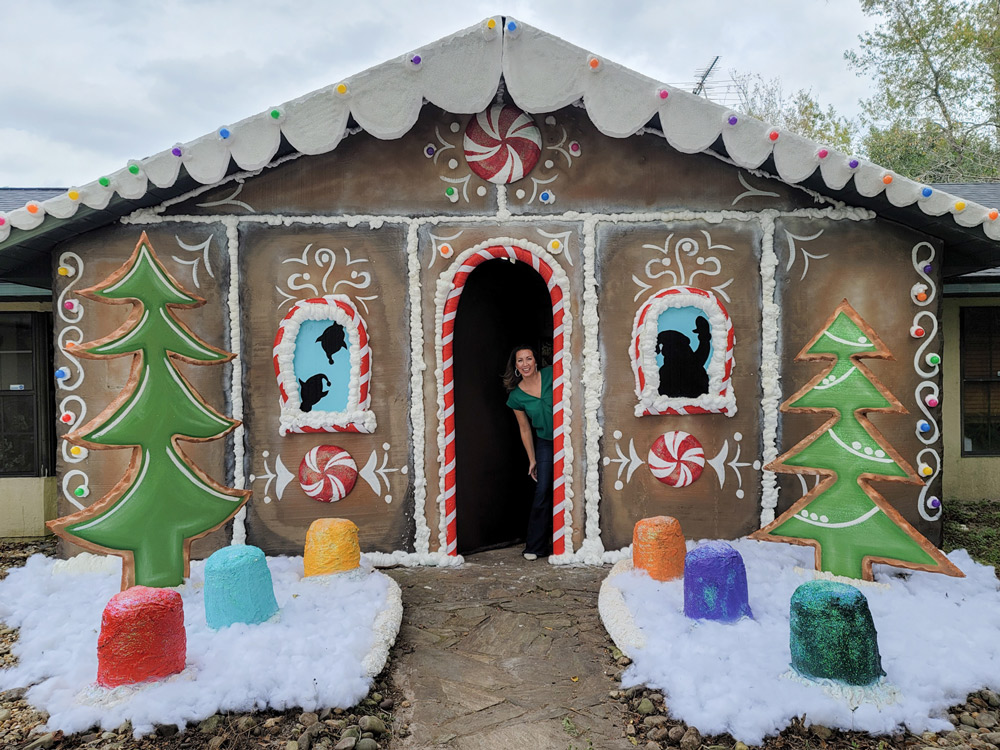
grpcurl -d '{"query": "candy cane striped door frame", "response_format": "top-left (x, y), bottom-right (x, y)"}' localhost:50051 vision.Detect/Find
top-left (438, 241), bottom-right (570, 557)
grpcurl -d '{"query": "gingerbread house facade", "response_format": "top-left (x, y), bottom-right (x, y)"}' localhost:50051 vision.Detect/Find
top-left (2, 19), bottom-right (997, 563)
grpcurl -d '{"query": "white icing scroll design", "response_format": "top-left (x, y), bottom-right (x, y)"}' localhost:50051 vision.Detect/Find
top-left (62, 470), bottom-right (89, 511)
top-left (360, 442), bottom-right (408, 504)
top-left (915, 380), bottom-right (940, 444)
top-left (916, 448), bottom-right (942, 522)
top-left (705, 432), bottom-right (761, 500)
top-left (732, 172), bottom-right (780, 205)
top-left (427, 230), bottom-right (464, 270)
top-left (249, 450), bottom-right (294, 504)
top-left (783, 228), bottom-right (828, 281)
top-left (277, 243), bottom-right (375, 312)
top-left (59, 395), bottom-right (88, 463)
top-left (910, 242), bottom-right (936, 306)
top-left (56, 252), bottom-right (86, 393)
top-left (195, 182), bottom-right (255, 212)
top-left (632, 231), bottom-right (734, 302)
top-left (913, 311), bottom-right (939, 379)
top-left (602, 430), bottom-right (644, 491)
top-left (171, 234), bottom-right (215, 289)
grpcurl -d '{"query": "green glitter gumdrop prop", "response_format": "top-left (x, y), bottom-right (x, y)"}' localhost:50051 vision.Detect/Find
top-left (789, 580), bottom-right (885, 686)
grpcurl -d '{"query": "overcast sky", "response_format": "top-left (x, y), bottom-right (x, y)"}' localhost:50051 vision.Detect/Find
top-left (0, 0), bottom-right (878, 188)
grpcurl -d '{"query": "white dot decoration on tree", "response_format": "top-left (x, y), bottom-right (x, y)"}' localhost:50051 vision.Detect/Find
top-left (463, 104), bottom-right (541, 184)
top-left (298, 445), bottom-right (358, 503)
top-left (648, 431), bottom-right (705, 488)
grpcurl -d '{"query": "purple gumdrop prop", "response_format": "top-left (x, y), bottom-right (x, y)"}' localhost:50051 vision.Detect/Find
top-left (683, 541), bottom-right (753, 622)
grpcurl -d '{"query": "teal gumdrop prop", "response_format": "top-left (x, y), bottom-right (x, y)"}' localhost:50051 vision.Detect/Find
top-left (789, 580), bottom-right (885, 686)
top-left (204, 545), bottom-right (279, 629)
top-left (683, 541), bottom-right (753, 622)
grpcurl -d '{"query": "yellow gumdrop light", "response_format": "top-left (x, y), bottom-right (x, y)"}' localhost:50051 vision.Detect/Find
top-left (303, 518), bottom-right (360, 576)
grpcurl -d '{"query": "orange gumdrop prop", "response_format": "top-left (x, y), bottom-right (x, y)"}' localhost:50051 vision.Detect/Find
top-left (632, 516), bottom-right (686, 581)
top-left (304, 518), bottom-right (360, 576)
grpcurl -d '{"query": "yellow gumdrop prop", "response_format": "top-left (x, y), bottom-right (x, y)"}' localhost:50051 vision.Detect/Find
top-left (303, 518), bottom-right (360, 576)
top-left (632, 516), bottom-right (686, 581)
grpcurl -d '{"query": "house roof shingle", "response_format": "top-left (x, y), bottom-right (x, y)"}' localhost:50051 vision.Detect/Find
top-left (0, 18), bottom-right (998, 287)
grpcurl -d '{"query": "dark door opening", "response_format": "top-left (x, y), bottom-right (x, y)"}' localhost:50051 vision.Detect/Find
top-left (453, 257), bottom-right (553, 555)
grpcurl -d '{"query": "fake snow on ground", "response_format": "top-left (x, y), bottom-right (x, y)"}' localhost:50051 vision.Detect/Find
top-left (599, 539), bottom-right (1000, 745)
top-left (0, 553), bottom-right (403, 737)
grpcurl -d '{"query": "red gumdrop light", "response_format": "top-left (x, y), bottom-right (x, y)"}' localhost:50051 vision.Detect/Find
top-left (817, 149), bottom-right (829, 159)
top-left (768, 131), bottom-right (779, 141)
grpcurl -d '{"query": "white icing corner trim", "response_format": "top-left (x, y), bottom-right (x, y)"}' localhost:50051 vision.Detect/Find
top-left (273, 294), bottom-right (376, 436)
top-left (2, 19), bottom-right (999, 248)
top-left (632, 286), bottom-right (736, 417)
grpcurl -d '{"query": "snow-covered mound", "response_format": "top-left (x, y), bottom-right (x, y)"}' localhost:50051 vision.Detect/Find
top-left (0, 553), bottom-right (402, 737)
top-left (599, 538), bottom-right (1000, 744)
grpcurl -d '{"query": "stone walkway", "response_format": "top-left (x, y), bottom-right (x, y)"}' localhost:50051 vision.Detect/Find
top-left (385, 548), bottom-right (633, 750)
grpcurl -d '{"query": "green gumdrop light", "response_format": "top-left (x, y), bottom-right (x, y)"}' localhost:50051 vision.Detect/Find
top-left (128, 164), bottom-right (140, 175)
top-left (445, 187), bottom-right (455, 196)
top-left (74, 486), bottom-right (86, 497)
top-left (789, 580), bottom-right (885, 686)
top-left (98, 177), bottom-right (110, 187)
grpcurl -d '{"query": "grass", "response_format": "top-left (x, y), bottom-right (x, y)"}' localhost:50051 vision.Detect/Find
top-left (942, 499), bottom-right (1000, 575)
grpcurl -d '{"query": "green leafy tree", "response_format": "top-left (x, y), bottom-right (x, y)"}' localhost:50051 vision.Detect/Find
top-left (49, 233), bottom-right (249, 589)
top-left (847, 0), bottom-right (1000, 181)
top-left (729, 71), bottom-right (857, 152)
top-left (752, 301), bottom-right (962, 581)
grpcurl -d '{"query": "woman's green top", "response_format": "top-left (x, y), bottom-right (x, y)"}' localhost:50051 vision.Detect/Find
top-left (506, 366), bottom-right (554, 440)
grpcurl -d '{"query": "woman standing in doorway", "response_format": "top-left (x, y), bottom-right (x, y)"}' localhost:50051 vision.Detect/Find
top-left (503, 345), bottom-right (553, 560)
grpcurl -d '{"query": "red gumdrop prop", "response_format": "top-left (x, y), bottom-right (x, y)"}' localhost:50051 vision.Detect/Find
top-left (97, 586), bottom-right (186, 688)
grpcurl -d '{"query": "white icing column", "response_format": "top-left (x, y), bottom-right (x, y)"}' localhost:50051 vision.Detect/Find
top-left (224, 217), bottom-right (249, 544)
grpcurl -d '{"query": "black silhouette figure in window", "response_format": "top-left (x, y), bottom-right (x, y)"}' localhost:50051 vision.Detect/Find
top-left (656, 316), bottom-right (711, 398)
top-left (316, 322), bottom-right (347, 364)
top-left (299, 373), bottom-right (331, 412)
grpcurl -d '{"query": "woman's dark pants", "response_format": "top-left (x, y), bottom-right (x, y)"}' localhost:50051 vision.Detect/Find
top-left (526, 436), bottom-right (554, 555)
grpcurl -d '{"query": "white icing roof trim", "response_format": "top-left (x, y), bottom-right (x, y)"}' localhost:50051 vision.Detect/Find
top-left (2, 16), bottom-right (998, 245)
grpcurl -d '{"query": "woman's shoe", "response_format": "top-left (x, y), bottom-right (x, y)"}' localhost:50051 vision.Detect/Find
top-left (523, 553), bottom-right (538, 561)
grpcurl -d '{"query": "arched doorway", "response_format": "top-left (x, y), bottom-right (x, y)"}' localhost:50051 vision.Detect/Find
top-left (452, 258), bottom-right (552, 554)
top-left (438, 242), bottom-right (570, 557)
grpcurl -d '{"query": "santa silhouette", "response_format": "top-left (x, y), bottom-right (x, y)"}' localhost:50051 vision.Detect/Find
top-left (656, 316), bottom-right (711, 398)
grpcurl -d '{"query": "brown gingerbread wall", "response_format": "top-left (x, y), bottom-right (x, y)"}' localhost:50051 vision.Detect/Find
top-left (50, 102), bottom-right (945, 560)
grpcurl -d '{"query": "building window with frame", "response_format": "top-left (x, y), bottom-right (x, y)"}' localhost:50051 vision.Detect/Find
top-left (0, 311), bottom-right (53, 476)
top-left (961, 306), bottom-right (1000, 456)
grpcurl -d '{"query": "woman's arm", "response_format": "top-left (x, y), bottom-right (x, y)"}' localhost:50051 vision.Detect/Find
top-left (513, 409), bottom-right (538, 480)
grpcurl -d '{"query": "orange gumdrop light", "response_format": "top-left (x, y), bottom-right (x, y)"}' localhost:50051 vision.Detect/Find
top-left (882, 174), bottom-right (893, 184)
top-left (917, 292), bottom-right (928, 302)
top-left (632, 516), bottom-right (686, 581)
top-left (589, 57), bottom-right (600, 69)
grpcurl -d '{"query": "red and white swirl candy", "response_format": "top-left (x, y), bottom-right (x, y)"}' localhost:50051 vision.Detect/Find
top-left (648, 431), bottom-right (705, 487)
top-left (463, 104), bottom-right (541, 184)
top-left (298, 445), bottom-right (358, 503)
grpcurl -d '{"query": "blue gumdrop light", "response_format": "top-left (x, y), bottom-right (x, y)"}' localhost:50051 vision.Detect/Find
top-left (219, 127), bottom-right (231, 139)
top-left (541, 191), bottom-right (550, 201)
top-left (918, 420), bottom-right (931, 433)
top-left (507, 20), bottom-right (517, 32)
top-left (922, 187), bottom-right (933, 197)
top-left (55, 367), bottom-right (69, 380)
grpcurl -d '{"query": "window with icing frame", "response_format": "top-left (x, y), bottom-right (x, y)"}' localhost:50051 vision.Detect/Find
top-left (960, 306), bottom-right (1000, 456)
top-left (0, 311), bottom-right (54, 476)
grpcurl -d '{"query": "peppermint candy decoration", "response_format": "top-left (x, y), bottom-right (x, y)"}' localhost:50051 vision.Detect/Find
top-left (298, 445), bottom-right (358, 503)
top-left (463, 104), bottom-right (541, 184)
top-left (648, 431), bottom-right (705, 487)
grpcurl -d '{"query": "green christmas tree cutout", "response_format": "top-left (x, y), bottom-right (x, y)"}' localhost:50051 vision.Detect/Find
top-left (751, 300), bottom-right (962, 581)
top-left (49, 232), bottom-right (250, 589)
